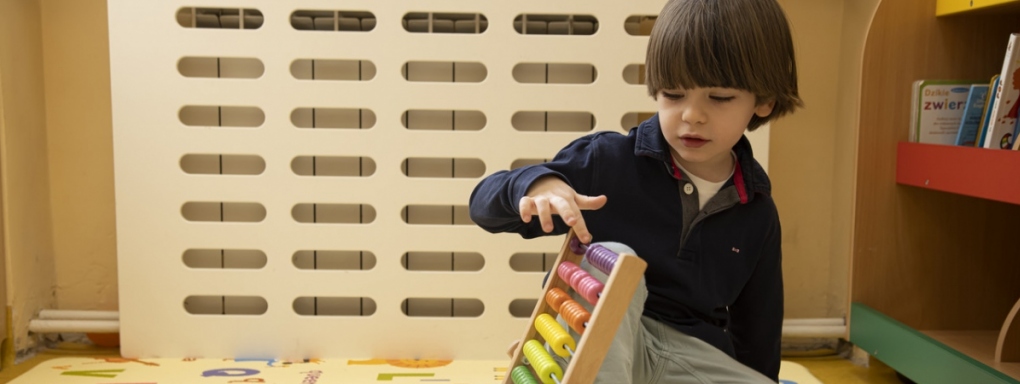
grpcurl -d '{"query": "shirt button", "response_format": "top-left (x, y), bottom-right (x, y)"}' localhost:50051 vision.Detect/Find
top-left (683, 183), bottom-right (694, 195)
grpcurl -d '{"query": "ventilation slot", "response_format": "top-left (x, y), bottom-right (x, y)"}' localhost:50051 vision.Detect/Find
top-left (510, 159), bottom-right (550, 170)
top-left (402, 252), bottom-right (484, 272)
top-left (622, 64), bottom-right (646, 85)
top-left (513, 63), bottom-right (597, 84)
top-left (403, 61), bottom-right (486, 82)
top-left (290, 59), bottom-right (376, 81)
top-left (402, 110), bottom-right (485, 131)
top-left (179, 106), bottom-right (264, 128)
top-left (291, 108), bottom-right (376, 129)
top-left (180, 154), bottom-right (265, 175)
top-left (292, 204), bottom-right (376, 224)
top-left (623, 15), bottom-right (656, 36)
top-left (291, 156), bottom-right (376, 177)
top-left (291, 10), bottom-right (376, 31)
top-left (402, 205), bottom-right (473, 225)
top-left (176, 8), bottom-right (263, 29)
top-left (513, 14), bottom-right (597, 35)
top-left (294, 297), bottom-right (377, 316)
top-left (181, 202), bottom-right (266, 222)
top-left (509, 252), bottom-right (558, 272)
top-left (510, 299), bottom-right (539, 318)
top-left (403, 13), bottom-right (488, 33)
top-left (511, 111), bottom-right (595, 132)
top-left (402, 298), bottom-right (484, 317)
top-left (293, 250), bottom-right (377, 270)
top-left (621, 112), bottom-right (656, 131)
top-left (184, 296), bottom-right (267, 315)
top-left (402, 158), bottom-right (485, 178)
top-left (183, 249), bottom-right (266, 269)
top-left (178, 57), bottom-right (263, 79)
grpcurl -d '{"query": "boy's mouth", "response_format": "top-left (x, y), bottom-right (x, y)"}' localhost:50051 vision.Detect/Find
top-left (680, 136), bottom-right (708, 148)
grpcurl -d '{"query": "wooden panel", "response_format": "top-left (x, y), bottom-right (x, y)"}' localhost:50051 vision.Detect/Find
top-left (924, 330), bottom-right (1020, 378)
top-left (999, 298), bottom-right (1020, 362)
top-left (851, 303), bottom-right (1020, 383)
top-left (0, 69), bottom-right (6, 364)
top-left (854, 0), bottom-right (1020, 330)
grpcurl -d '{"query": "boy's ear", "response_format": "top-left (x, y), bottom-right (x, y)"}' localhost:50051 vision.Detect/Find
top-left (754, 99), bottom-right (777, 118)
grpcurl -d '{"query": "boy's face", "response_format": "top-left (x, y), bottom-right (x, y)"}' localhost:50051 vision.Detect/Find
top-left (656, 87), bottom-right (774, 175)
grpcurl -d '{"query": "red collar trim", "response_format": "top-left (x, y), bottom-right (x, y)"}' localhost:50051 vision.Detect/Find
top-left (734, 160), bottom-right (749, 204)
top-left (669, 155), bottom-right (683, 180)
top-left (669, 153), bottom-right (749, 204)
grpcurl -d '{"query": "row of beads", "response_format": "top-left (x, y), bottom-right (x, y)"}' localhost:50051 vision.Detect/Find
top-left (511, 237), bottom-right (623, 384)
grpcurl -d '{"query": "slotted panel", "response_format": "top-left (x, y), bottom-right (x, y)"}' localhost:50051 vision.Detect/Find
top-left (110, 1), bottom-right (675, 359)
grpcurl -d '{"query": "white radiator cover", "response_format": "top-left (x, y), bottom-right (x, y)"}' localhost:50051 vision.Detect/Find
top-left (108, 0), bottom-right (769, 359)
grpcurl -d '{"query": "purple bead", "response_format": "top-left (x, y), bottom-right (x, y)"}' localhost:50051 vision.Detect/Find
top-left (568, 236), bottom-right (588, 255)
top-left (585, 244), bottom-right (618, 276)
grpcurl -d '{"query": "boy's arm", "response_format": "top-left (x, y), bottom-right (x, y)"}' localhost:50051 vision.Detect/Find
top-left (727, 212), bottom-right (783, 381)
top-left (468, 166), bottom-right (571, 237)
top-left (467, 135), bottom-right (600, 238)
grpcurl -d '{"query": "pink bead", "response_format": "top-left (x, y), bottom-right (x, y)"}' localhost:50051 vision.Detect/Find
top-left (576, 276), bottom-right (604, 306)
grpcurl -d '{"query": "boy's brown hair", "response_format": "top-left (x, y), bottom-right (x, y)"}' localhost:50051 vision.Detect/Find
top-left (645, 0), bottom-right (803, 130)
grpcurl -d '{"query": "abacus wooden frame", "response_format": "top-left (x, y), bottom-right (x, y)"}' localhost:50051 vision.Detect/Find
top-left (503, 230), bottom-right (648, 384)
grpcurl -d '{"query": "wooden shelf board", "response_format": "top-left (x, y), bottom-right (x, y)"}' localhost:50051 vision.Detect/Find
top-left (896, 142), bottom-right (1020, 205)
top-left (937, 0), bottom-right (1020, 16)
top-left (851, 303), bottom-right (1020, 383)
top-left (922, 330), bottom-right (1020, 377)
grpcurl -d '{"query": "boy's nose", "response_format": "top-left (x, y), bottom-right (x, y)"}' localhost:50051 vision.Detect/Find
top-left (680, 105), bottom-right (707, 125)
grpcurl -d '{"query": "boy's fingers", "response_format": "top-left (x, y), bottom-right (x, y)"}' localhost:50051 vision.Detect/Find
top-left (550, 197), bottom-right (578, 226)
top-left (518, 197), bottom-right (533, 223)
top-left (572, 218), bottom-right (593, 244)
top-left (533, 197), bottom-right (554, 232)
top-left (575, 194), bottom-right (608, 210)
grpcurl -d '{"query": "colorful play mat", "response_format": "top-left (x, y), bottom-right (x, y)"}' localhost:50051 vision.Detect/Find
top-left (9, 356), bottom-right (822, 383)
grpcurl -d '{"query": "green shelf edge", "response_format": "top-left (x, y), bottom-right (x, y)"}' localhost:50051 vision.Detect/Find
top-left (850, 303), bottom-right (1019, 384)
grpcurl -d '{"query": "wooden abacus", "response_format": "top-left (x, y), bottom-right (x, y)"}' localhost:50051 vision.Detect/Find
top-left (504, 230), bottom-right (648, 384)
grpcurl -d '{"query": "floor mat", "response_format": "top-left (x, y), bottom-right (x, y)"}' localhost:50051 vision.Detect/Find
top-left (9, 356), bottom-right (822, 383)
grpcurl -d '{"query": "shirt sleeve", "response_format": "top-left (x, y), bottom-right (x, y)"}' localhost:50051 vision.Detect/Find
top-left (467, 134), bottom-right (601, 238)
top-left (727, 207), bottom-right (784, 381)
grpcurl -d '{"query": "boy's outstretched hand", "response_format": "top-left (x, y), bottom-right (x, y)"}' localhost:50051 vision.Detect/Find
top-left (519, 176), bottom-right (607, 244)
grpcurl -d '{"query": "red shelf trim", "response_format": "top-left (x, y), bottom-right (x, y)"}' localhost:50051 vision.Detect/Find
top-left (896, 142), bottom-right (1020, 206)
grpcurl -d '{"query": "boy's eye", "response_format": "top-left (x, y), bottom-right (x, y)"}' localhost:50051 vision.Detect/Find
top-left (710, 96), bottom-right (736, 102)
top-left (662, 92), bottom-right (683, 100)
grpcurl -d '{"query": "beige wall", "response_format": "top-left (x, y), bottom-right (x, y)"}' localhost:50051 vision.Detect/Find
top-left (41, 0), bottom-right (117, 312)
top-left (770, 0), bottom-right (879, 319)
top-left (0, 0), bottom-right (58, 354)
top-left (2, 0), bottom-right (880, 354)
top-left (772, 0), bottom-right (846, 319)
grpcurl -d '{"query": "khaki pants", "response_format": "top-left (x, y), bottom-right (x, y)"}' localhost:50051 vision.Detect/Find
top-left (554, 242), bottom-right (773, 384)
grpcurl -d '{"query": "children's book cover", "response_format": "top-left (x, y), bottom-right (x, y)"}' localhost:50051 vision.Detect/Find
top-left (910, 80), bottom-right (975, 145)
top-left (955, 84), bottom-right (990, 146)
top-left (976, 75), bottom-right (1000, 147)
top-left (983, 33), bottom-right (1020, 149)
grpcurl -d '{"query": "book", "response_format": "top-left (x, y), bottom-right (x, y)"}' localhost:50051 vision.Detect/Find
top-left (976, 75), bottom-right (1000, 147)
top-left (983, 33), bottom-right (1020, 149)
top-left (954, 84), bottom-right (990, 146)
top-left (909, 79), bottom-right (975, 145)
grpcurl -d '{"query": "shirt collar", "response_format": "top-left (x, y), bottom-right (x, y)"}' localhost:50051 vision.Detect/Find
top-left (634, 113), bottom-right (768, 204)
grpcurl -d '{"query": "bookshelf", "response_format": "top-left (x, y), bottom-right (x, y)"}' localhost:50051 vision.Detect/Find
top-left (851, 0), bottom-right (1020, 382)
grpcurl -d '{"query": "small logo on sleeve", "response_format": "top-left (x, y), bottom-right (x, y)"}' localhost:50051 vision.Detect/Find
top-left (731, 247), bottom-right (740, 253)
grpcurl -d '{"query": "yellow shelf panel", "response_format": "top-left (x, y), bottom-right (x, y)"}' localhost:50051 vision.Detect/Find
top-left (937, 0), bottom-right (1020, 15)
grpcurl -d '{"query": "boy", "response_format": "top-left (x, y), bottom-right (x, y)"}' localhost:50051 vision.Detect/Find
top-left (469, 0), bottom-right (802, 382)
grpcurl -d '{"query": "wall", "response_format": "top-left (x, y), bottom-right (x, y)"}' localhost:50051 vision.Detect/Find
top-left (0, 0), bottom-right (58, 355)
top-left (771, 0), bottom-right (879, 320)
top-left (22, 0), bottom-right (873, 349)
top-left (41, 0), bottom-right (118, 312)
top-left (772, 0), bottom-right (844, 319)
